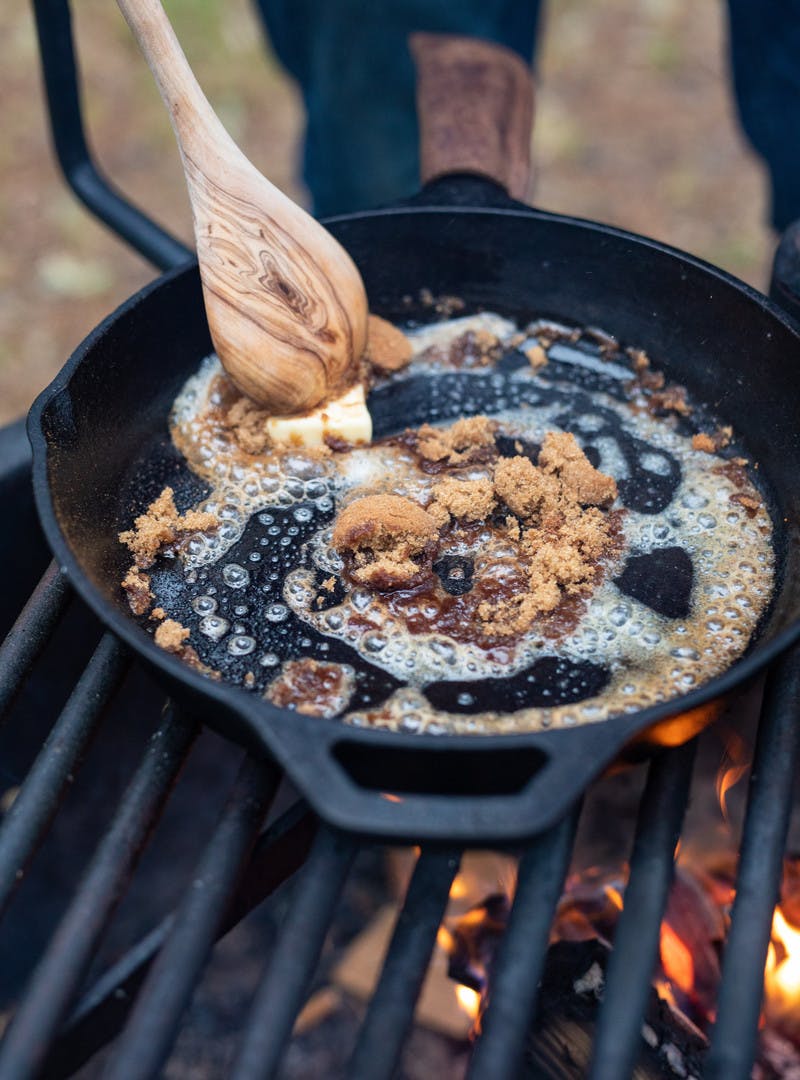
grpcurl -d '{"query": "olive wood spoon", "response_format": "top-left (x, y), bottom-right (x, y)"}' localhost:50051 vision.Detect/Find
top-left (116, 0), bottom-right (368, 415)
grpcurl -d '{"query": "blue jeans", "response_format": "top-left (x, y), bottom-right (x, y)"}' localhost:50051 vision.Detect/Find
top-left (254, 0), bottom-right (799, 230)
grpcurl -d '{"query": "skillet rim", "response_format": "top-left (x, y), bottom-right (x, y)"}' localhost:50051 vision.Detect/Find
top-left (26, 200), bottom-right (800, 837)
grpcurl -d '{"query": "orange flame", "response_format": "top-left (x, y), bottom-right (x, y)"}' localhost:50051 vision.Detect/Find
top-left (659, 921), bottom-right (694, 996)
top-left (764, 906), bottom-right (800, 1030)
top-left (455, 984), bottom-right (481, 1020)
top-left (715, 731), bottom-right (750, 824)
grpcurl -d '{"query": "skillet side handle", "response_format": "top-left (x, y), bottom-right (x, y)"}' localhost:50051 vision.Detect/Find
top-left (409, 33), bottom-right (534, 201)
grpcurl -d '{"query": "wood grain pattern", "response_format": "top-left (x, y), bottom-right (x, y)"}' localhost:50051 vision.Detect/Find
top-left (410, 33), bottom-right (535, 201)
top-left (116, 0), bottom-right (367, 414)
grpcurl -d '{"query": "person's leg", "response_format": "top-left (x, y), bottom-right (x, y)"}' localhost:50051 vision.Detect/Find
top-left (726, 0), bottom-right (800, 230)
top-left (254, 0), bottom-right (542, 216)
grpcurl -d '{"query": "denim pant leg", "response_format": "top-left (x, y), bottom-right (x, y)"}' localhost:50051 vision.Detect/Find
top-left (253, 0), bottom-right (542, 216)
top-left (726, 0), bottom-right (800, 230)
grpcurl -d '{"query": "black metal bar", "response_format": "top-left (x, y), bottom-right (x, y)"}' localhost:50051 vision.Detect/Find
top-left (0, 560), bottom-right (71, 724)
top-left (102, 754), bottom-right (280, 1080)
top-left (0, 708), bottom-right (196, 1080)
top-left (770, 219), bottom-right (800, 325)
top-left (706, 647), bottom-right (800, 1080)
top-left (467, 805), bottom-right (581, 1080)
top-left (349, 848), bottom-right (461, 1080)
top-left (31, 0), bottom-right (192, 271)
top-left (44, 800), bottom-right (315, 1080)
top-left (231, 826), bottom-right (356, 1080)
top-left (0, 633), bottom-right (129, 913)
top-left (588, 740), bottom-right (697, 1080)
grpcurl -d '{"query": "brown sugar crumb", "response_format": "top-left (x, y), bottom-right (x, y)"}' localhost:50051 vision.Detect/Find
top-left (222, 395), bottom-right (271, 455)
top-left (524, 343), bottom-right (548, 371)
top-left (692, 425), bottom-right (733, 454)
top-left (626, 347), bottom-right (651, 373)
top-left (322, 576), bottom-right (336, 593)
top-left (119, 487), bottom-right (219, 569)
top-left (154, 618), bottom-right (190, 652)
top-left (244, 671), bottom-right (256, 689)
top-left (416, 415), bottom-right (497, 466)
top-left (332, 494), bottom-right (440, 589)
top-left (418, 289), bottom-right (465, 317)
top-left (429, 477), bottom-right (496, 523)
top-left (649, 384), bottom-right (692, 417)
top-left (538, 431), bottom-right (618, 508)
top-left (265, 659), bottom-right (355, 717)
top-left (366, 314), bottom-right (413, 373)
top-left (150, 607), bottom-right (167, 621)
top-left (450, 329), bottom-right (504, 368)
top-left (730, 492), bottom-right (762, 518)
top-left (121, 566), bottom-right (153, 616)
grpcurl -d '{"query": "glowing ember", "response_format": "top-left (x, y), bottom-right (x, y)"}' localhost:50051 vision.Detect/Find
top-left (455, 984), bottom-right (481, 1021)
top-left (660, 921), bottom-right (695, 997)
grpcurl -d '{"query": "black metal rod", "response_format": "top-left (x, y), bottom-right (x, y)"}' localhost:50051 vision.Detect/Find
top-left (0, 633), bottom-right (129, 913)
top-left (0, 708), bottom-right (196, 1080)
top-left (102, 754), bottom-right (279, 1080)
top-left (31, 0), bottom-right (192, 271)
top-left (44, 801), bottom-right (315, 1080)
top-left (231, 826), bottom-right (356, 1080)
top-left (0, 561), bottom-right (71, 724)
top-left (706, 648), bottom-right (800, 1080)
top-left (588, 740), bottom-right (697, 1080)
top-left (467, 805), bottom-right (581, 1080)
top-left (349, 848), bottom-right (461, 1080)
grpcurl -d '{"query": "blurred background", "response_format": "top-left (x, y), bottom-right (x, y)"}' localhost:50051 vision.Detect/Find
top-left (0, 0), bottom-right (772, 427)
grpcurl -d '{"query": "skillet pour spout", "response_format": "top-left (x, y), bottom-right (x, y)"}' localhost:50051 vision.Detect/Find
top-left (28, 32), bottom-right (800, 842)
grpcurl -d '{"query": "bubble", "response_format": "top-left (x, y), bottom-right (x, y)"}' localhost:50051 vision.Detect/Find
top-left (259, 652), bottom-right (279, 667)
top-left (191, 595), bottom-right (217, 616)
top-left (222, 564), bottom-right (250, 589)
top-left (199, 615), bottom-right (229, 641)
top-left (265, 603), bottom-right (289, 623)
top-left (227, 635), bottom-right (255, 656)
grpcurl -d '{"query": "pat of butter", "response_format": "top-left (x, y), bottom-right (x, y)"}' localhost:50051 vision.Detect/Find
top-left (265, 383), bottom-right (372, 448)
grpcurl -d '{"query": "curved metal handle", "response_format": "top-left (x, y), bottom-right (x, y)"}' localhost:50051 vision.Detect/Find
top-left (263, 713), bottom-right (619, 844)
top-left (32, 0), bottom-right (192, 272)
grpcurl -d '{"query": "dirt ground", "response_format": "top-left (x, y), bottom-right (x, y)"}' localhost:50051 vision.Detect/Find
top-left (0, 0), bottom-right (773, 427)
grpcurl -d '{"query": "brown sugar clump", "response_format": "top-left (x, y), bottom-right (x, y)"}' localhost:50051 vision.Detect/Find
top-left (538, 431), bottom-right (618, 508)
top-left (366, 314), bottom-right (413, 373)
top-left (332, 494), bottom-right (440, 589)
top-left (416, 415), bottom-right (497, 466)
top-left (524, 343), bottom-right (548, 371)
top-left (730, 492), bottom-right (762, 518)
top-left (119, 487), bottom-right (219, 568)
top-left (649, 384), bottom-right (691, 417)
top-left (429, 477), bottom-right (496, 523)
top-left (154, 618), bottom-right (190, 652)
top-left (494, 456), bottom-right (564, 520)
top-left (150, 607), bottom-right (166, 620)
top-left (121, 567), bottom-right (153, 616)
top-left (266, 659), bottom-right (355, 718)
top-left (626, 347), bottom-right (651, 373)
top-left (692, 426), bottom-right (733, 454)
top-left (223, 395), bottom-right (271, 455)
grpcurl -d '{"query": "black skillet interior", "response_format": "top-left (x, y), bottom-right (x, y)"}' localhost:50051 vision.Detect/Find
top-left (29, 183), bottom-right (800, 842)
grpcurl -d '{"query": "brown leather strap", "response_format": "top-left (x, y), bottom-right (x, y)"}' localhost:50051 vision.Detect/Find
top-left (410, 32), bottom-right (534, 201)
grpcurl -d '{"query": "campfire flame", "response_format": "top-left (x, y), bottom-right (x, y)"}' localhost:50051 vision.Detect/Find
top-left (430, 730), bottom-right (800, 1061)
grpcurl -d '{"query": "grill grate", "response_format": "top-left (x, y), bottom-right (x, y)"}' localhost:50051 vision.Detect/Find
top-left (2, 1), bottom-right (799, 1074)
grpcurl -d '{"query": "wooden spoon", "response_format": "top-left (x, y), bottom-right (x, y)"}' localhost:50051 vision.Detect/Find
top-left (116, 0), bottom-right (368, 415)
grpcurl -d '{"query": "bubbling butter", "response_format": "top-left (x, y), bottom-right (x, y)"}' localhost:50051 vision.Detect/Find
top-left (164, 313), bottom-right (774, 734)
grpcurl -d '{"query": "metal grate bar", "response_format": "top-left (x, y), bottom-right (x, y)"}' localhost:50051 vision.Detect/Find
top-left (349, 848), bottom-right (461, 1080)
top-left (102, 754), bottom-right (280, 1080)
top-left (0, 707), bottom-right (196, 1080)
top-left (467, 806), bottom-right (581, 1080)
top-left (0, 561), bottom-right (71, 723)
top-left (43, 800), bottom-right (315, 1080)
top-left (706, 647), bottom-right (800, 1080)
top-left (588, 739), bottom-right (697, 1080)
top-left (0, 632), bottom-right (128, 913)
top-left (231, 825), bottom-right (356, 1080)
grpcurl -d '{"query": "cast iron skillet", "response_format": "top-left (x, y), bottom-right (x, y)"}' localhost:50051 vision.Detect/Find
top-left (28, 40), bottom-right (800, 843)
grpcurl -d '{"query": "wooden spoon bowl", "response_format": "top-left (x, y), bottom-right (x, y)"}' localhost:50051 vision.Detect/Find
top-left (117, 0), bottom-right (368, 415)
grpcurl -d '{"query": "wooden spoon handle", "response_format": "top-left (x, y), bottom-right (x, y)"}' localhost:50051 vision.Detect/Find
top-left (115, 0), bottom-right (233, 164)
top-left (410, 33), bottom-right (534, 201)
